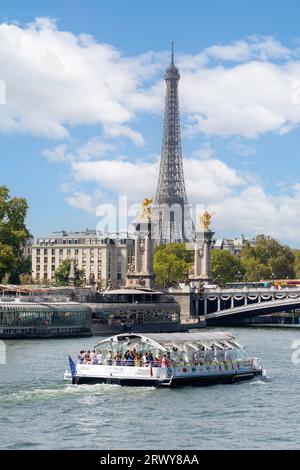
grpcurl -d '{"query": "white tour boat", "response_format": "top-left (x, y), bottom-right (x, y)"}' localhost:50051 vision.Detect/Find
top-left (64, 332), bottom-right (263, 387)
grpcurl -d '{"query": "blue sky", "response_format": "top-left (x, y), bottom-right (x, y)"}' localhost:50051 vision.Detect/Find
top-left (2, 0), bottom-right (300, 245)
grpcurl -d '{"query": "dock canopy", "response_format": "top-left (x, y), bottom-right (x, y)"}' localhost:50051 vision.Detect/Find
top-left (94, 332), bottom-right (243, 353)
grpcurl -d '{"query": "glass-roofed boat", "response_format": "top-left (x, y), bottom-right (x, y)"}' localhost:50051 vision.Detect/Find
top-left (64, 332), bottom-right (263, 387)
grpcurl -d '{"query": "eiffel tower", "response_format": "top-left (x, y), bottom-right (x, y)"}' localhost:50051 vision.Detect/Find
top-left (153, 44), bottom-right (194, 243)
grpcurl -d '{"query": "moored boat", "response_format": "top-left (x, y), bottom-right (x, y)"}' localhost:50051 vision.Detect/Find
top-left (64, 332), bottom-right (263, 387)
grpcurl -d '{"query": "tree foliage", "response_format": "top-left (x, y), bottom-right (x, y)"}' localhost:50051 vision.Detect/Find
top-left (211, 249), bottom-right (245, 285)
top-left (241, 234), bottom-right (295, 280)
top-left (54, 259), bottom-right (85, 287)
top-left (153, 243), bottom-right (192, 288)
top-left (0, 186), bottom-right (30, 283)
top-left (293, 250), bottom-right (300, 278)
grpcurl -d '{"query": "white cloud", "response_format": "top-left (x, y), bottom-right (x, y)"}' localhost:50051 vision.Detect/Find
top-left (68, 155), bottom-right (300, 243)
top-left (71, 159), bottom-right (159, 202)
top-left (66, 189), bottom-right (105, 213)
top-left (2, 19), bottom-right (300, 141)
top-left (66, 191), bottom-right (95, 213)
top-left (0, 17), bottom-right (159, 139)
top-left (204, 36), bottom-right (291, 62)
top-left (103, 123), bottom-right (144, 145)
top-left (180, 60), bottom-right (300, 138)
top-left (43, 137), bottom-right (114, 162)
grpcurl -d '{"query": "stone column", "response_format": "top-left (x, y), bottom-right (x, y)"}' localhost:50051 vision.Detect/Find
top-left (189, 229), bottom-right (214, 287)
top-left (126, 221), bottom-right (155, 290)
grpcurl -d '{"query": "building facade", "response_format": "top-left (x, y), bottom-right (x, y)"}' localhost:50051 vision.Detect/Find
top-left (213, 237), bottom-right (256, 256)
top-left (31, 230), bottom-right (134, 288)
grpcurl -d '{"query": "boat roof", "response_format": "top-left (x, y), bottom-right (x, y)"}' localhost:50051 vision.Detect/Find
top-left (94, 331), bottom-right (238, 352)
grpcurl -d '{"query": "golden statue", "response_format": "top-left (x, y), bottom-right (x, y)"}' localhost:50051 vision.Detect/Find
top-left (200, 211), bottom-right (213, 230)
top-left (140, 197), bottom-right (153, 221)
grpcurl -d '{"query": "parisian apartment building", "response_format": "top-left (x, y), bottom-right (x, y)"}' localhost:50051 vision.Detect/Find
top-left (31, 230), bottom-right (135, 288)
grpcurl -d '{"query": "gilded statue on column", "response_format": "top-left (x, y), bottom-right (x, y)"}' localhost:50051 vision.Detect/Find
top-left (140, 197), bottom-right (153, 222)
top-left (200, 211), bottom-right (213, 230)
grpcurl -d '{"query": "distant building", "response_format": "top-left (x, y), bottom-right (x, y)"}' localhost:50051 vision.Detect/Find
top-left (213, 236), bottom-right (256, 256)
top-left (22, 235), bottom-right (34, 259)
top-left (31, 230), bottom-right (134, 288)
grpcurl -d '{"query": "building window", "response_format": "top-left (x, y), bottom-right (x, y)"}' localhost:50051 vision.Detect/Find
top-left (44, 257), bottom-right (48, 263)
top-left (52, 249), bottom-right (55, 255)
top-left (37, 249), bottom-right (40, 255)
top-left (59, 249), bottom-right (63, 255)
top-left (52, 265), bottom-right (56, 271)
top-left (52, 257), bottom-right (55, 263)
top-left (36, 265), bottom-right (40, 271)
top-left (36, 257), bottom-right (40, 263)
top-left (44, 249), bottom-right (47, 255)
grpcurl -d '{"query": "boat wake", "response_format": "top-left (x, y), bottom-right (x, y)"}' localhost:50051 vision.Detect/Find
top-left (0, 382), bottom-right (157, 404)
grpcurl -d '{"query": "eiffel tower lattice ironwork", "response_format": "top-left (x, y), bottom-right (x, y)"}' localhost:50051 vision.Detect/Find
top-left (154, 43), bottom-right (194, 243)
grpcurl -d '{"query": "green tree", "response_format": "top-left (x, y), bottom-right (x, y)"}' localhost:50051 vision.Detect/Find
top-left (19, 273), bottom-right (32, 285)
top-left (153, 243), bottom-right (192, 288)
top-left (0, 186), bottom-right (30, 283)
top-left (211, 249), bottom-right (245, 285)
top-left (293, 250), bottom-right (300, 278)
top-left (54, 259), bottom-right (85, 286)
top-left (241, 234), bottom-right (295, 280)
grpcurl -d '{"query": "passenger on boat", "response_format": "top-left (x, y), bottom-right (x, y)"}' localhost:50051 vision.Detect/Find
top-left (127, 351), bottom-right (135, 366)
top-left (115, 352), bottom-right (122, 365)
top-left (90, 349), bottom-right (97, 364)
top-left (84, 351), bottom-right (91, 364)
top-left (96, 350), bottom-right (104, 365)
top-left (161, 354), bottom-right (169, 368)
top-left (134, 353), bottom-right (142, 367)
top-left (106, 351), bottom-right (113, 365)
top-left (78, 350), bottom-right (85, 364)
top-left (142, 352), bottom-right (148, 364)
top-left (146, 352), bottom-right (154, 366)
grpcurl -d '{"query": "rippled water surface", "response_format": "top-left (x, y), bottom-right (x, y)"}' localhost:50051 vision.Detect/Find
top-left (1, 328), bottom-right (300, 449)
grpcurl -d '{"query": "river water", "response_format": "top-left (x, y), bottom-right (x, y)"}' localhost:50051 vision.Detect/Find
top-left (0, 327), bottom-right (300, 450)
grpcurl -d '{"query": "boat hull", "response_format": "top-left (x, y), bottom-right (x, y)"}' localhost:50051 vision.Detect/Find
top-left (71, 369), bottom-right (262, 387)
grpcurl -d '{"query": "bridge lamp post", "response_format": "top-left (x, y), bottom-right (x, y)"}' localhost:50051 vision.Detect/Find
top-left (244, 273), bottom-right (248, 288)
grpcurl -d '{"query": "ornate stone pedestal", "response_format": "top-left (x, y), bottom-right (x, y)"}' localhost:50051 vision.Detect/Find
top-left (189, 212), bottom-right (215, 287)
top-left (126, 200), bottom-right (156, 290)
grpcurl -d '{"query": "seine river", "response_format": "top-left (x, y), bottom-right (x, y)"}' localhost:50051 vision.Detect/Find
top-left (1, 327), bottom-right (300, 450)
